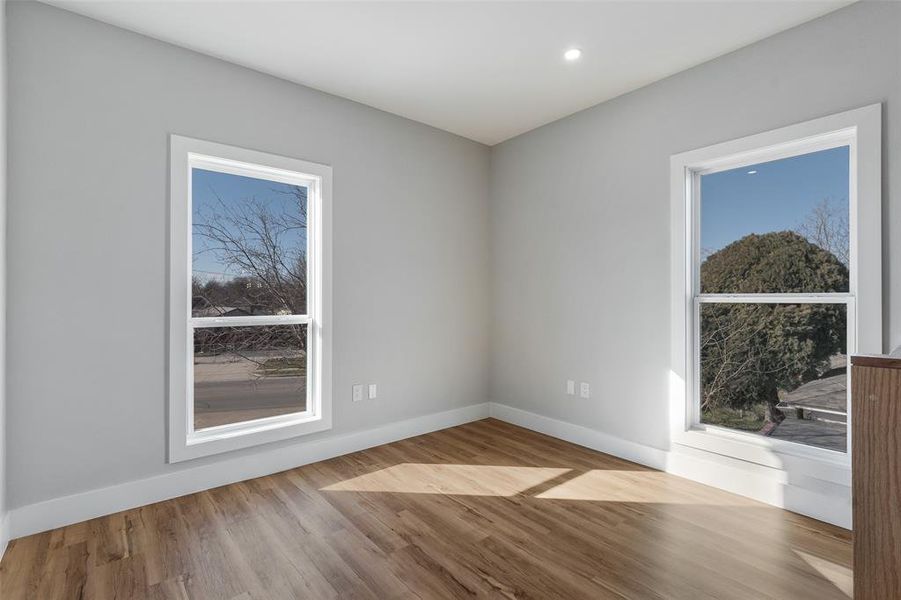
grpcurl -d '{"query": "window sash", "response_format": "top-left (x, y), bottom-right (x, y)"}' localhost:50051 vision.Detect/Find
top-left (688, 136), bottom-right (856, 300)
top-left (191, 315), bottom-right (311, 328)
top-left (695, 293), bottom-right (851, 304)
top-left (188, 410), bottom-right (321, 444)
top-left (188, 155), bottom-right (314, 323)
top-left (690, 292), bottom-right (856, 454)
top-left (188, 320), bottom-right (315, 437)
top-left (691, 129), bottom-right (854, 177)
top-left (190, 153), bottom-right (320, 190)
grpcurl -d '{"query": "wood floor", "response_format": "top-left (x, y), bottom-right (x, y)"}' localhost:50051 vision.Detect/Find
top-left (0, 419), bottom-right (853, 599)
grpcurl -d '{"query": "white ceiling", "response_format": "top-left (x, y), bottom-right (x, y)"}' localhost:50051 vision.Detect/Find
top-left (43, 0), bottom-right (854, 145)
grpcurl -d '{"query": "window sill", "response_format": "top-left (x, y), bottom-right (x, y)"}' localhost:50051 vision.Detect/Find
top-left (672, 426), bottom-right (850, 487)
top-left (169, 411), bottom-right (332, 463)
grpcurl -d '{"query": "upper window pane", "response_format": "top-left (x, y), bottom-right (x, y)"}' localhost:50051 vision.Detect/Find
top-left (192, 168), bottom-right (308, 317)
top-left (700, 146), bottom-right (850, 294)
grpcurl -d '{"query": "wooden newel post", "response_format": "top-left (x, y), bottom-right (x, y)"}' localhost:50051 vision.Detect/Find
top-left (851, 355), bottom-right (901, 600)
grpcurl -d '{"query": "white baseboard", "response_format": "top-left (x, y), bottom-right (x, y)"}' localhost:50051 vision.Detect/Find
top-left (6, 399), bottom-right (849, 541)
top-left (8, 402), bottom-right (490, 540)
top-left (488, 402), bottom-right (851, 529)
top-left (664, 447), bottom-right (851, 528)
top-left (488, 402), bottom-right (669, 469)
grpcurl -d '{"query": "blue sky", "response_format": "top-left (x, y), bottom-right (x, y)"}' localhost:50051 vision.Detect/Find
top-left (192, 168), bottom-right (305, 281)
top-left (700, 145), bottom-right (849, 256)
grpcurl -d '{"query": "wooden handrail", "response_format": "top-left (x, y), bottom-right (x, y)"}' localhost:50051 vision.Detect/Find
top-left (850, 354), bottom-right (901, 369)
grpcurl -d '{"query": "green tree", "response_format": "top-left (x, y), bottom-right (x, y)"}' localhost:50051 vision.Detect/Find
top-left (700, 232), bottom-right (848, 424)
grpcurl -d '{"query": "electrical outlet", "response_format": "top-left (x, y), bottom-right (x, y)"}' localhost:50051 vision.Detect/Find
top-left (566, 380), bottom-right (575, 395)
top-left (368, 384), bottom-right (378, 399)
top-left (580, 382), bottom-right (590, 399)
top-left (352, 384), bottom-right (364, 402)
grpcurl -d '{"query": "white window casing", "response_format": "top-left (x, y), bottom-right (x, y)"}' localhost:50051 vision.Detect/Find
top-left (669, 104), bottom-right (881, 478)
top-left (169, 135), bottom-right (332, 463)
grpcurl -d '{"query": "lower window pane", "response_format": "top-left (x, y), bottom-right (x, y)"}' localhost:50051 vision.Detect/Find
top-left (699, 303), bottom-right (847, 452)
top-left (193, 324), bottom-right (307, 431)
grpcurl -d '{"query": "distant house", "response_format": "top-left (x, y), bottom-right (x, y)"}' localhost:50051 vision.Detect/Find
top-left (191, 305), bottom-right (253, 318)
top-left (191, 295), bottom-right (281, 318)
top-left (777, 355), bottom-right (848, 424)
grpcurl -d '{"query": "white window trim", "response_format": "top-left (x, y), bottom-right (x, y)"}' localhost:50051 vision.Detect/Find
top-left (168, 135), bottom-right (332, 463)
top-left (669, 104), bottom-right (881, 475)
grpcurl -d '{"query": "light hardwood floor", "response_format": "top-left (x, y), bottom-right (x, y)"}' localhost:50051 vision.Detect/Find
top-left (0, 419), bottom-right (853, 599)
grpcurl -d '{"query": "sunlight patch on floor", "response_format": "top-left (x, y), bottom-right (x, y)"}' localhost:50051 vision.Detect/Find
top-left (321, 463), bottom-right (570, 496)
top-left (794, 549), bottom-right (852, 598)
top-left (535, 470), bottom-right (759, 505)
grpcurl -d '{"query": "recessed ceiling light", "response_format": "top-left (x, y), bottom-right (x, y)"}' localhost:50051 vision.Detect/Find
top-left (564, 48), bottom-right (582, 62)
top-left (747, 170), bottom-right (758, 174)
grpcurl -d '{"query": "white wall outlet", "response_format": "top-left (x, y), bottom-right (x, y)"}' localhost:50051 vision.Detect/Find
top-left (566, 380), bottom-right (575, 395)
top-left (352, 384), bottom-right (364, 402)
top-left (580, 382), bottom-right (590, 399)
top-left (368, 384), bottom-right (378, 399)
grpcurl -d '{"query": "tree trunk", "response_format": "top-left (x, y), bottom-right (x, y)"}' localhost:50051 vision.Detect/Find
top-left (765, 400), bottom-right (785, 424)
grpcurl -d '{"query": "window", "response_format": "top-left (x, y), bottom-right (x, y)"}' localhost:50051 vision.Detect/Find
top-left (670, 105), bottom-right (881, 465)
top-left (699, 147), bottom-right (851, 452)
top-left (169, 136), bottom-right (332, 462)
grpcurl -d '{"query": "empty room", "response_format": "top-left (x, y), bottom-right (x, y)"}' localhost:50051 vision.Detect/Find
top-left (0, 0), bottom-right (899, 598)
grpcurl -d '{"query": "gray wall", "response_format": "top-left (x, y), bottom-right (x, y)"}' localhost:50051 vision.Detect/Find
top-left (6, 1), bottom-right (490, 509)
top-left (6, 0), bottom-right (899, 513)
top-left (0, 0), bottom-right (7, 545)
top-left (489, 1), bottom-right (901, 450)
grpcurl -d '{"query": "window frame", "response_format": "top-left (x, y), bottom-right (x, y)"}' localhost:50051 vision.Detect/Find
top-left (169, 135), bottom-right (332, 463)
top-left (670, 105), bottom-right (881, 471)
